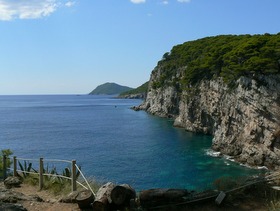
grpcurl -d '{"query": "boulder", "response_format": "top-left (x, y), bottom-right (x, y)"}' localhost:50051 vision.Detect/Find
top-left (4, 177), bottom-right (22, 189)
top-left (0, 189), bottom-right (43, 203)
top-left (0, 203), bottom-right (27, 211)
top-left (59, 191), bottom-right (80, 203)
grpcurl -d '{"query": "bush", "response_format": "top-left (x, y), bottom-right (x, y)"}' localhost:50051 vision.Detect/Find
top-left (0, 149), bottom-right (13, 178)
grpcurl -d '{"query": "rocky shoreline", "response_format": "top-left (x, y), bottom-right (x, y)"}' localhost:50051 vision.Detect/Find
top-left (134, 74), bottom-right (280, 170)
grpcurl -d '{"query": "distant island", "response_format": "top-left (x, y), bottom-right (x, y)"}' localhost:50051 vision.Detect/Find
top-left (89, 82), bottom-right (148, 99)
top-left (89, 82), bottom-right (133, 95)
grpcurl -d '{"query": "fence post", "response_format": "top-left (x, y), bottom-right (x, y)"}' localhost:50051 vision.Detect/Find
top-left (3, 155), bottom-right (7, 179)
top-left (39, 158), bottom-right (44, 190)
top-left (72, 160), bottom-right (77, 192)
top-left (13, 156), bottom-right (17, 177)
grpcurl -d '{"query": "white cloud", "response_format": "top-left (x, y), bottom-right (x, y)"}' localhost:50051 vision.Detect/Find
top-left (162, 1), bottom-right (169, 5)
top-left (65, 1), bottom-right (75, 7)
top-left (0, 0), bottom-right (74, 21)
top-left (177, 0), bottom-right (191, 3)
top-left (130, 0), bottom-right (146, 4)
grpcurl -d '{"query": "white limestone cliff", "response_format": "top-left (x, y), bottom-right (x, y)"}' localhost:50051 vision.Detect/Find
top-left (138, 69), bottom-right (280, 169)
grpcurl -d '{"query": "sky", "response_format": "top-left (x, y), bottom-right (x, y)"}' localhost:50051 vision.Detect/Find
top-left (0, 0), bottom-right (279, 95)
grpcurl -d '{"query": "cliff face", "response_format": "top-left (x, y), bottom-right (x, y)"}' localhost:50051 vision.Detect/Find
top-left (139, 68), bottom-right (280, 169)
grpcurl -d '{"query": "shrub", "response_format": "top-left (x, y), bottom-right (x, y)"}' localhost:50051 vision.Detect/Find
top-left (0, 149), bottom-right (13, 178)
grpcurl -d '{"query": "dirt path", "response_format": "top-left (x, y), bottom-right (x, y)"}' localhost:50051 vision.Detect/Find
top-left (1, 179), bottom-right (275, 211)
top-left (10, 183), bottom-right (80, 211)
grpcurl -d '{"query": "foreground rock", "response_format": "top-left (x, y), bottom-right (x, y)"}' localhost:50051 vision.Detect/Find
top-left (4, 177), bottom-right (22, 189)
top-left (0, 203), bottom-right (27, 211)
top-left (0, 188), bottom-right (43, 203)
top-left (0, 179), bottom-right (80, 211)
top-left (0, 186), bottom-right (43, 211)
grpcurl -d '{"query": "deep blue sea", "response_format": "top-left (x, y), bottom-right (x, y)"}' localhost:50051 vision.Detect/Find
top-left (0, 95), bottom-right (261, 191)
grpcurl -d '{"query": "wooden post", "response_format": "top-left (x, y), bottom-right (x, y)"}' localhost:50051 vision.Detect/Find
top-left (215, 191), bottom-right (226, 205)
top-left (72, 160), bottom-right (77, 192)
top-left (13, 156), bottom-right (17, 177)
top-left (39, 158), bottom-right (44, 190)
top-left (3, 155), bottom-right (7, 179)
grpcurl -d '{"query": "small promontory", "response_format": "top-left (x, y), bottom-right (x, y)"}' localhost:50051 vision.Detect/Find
top-left (136, 33), bottom-right (280, 169)
top-left (118, 81), bottom-right (148, 99)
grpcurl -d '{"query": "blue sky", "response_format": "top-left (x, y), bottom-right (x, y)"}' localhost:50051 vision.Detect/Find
top-left (0, 0), bottom-right (279, 95)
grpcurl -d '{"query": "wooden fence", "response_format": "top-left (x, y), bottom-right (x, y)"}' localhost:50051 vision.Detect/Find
top-left (1, 155), bottom-right (95, 196)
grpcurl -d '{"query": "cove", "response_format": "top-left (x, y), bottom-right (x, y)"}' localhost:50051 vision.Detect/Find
top-left (0, 95), bottom-right (262, 191)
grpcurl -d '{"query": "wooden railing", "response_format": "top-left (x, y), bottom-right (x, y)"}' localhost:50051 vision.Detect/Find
top-left (1, 155), bottom-right (95, 196)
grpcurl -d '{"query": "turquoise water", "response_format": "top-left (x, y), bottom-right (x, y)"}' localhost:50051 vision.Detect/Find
top-left (0, 95), bottom-right (261, 190)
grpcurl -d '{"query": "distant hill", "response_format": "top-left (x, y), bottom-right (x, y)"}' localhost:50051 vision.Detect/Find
top-left (89, 82), bottom-right (133, 95)
top-left (118, 81), bottom-right (149, 99)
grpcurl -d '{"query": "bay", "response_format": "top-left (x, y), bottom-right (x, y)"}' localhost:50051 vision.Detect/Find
top-left (0, 95), bottom-right (261, 191)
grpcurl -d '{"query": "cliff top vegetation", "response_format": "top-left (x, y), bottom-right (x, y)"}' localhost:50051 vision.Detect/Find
top-left (119, 81), bottom-right (149, 97)
top-left (154, 33), bottom-right (280, 89)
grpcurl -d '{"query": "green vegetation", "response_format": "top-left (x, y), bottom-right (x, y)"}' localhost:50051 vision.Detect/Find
top-left (154, 33), bottom-right (280, 89)
top-left (17, 161), bottom-right (81, 195)
top-left (16, 160), bottom-right (101, 195)
top-left (119, 81), bottom-right (149, 97)
top-left (0, 149), bottom-right (13, 178)
top-left (89, 82), bottom-right (133, 95)
top-left (213, 174), bottom-right (280, 210)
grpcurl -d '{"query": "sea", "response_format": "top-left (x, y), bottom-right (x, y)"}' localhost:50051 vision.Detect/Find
top-left (0, 95), bottom-right (262, 191)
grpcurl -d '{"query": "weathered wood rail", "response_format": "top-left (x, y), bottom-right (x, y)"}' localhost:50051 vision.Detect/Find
top-left (1, 155), bottom-right (94, 196)
top-left (3, 155), bottom-right (279, 210)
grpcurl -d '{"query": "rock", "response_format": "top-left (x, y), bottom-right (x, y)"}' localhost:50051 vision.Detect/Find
top-left (0, 189), bottom-right (43, 203)
top-left (4, 177), bottom-right (22, 189)
top-left (119, 93), bottom-right (146, 99)
top-left (60, 189), bottom-right (95, 208)
top-left (59, 191), bottom-right (80, 203)
top-left (0, 203), bottom-right (27, 211)
top-left (131, 106), bottom-right (141, 111)
top-left (29, 195), bottom-right (43, 202)
top-left (139, 67), bottom-right (280, 169)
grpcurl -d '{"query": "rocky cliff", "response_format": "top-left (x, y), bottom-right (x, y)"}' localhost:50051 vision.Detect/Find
top-left (137, 34), bottom-right (280, 169)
